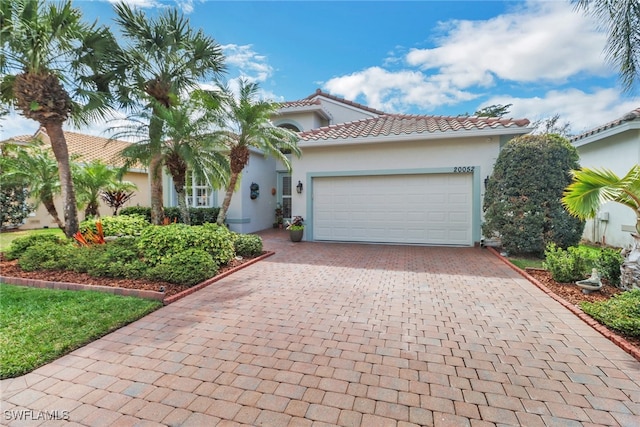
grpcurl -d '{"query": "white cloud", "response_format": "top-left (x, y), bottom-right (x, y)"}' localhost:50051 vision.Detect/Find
top-left (482, 88), bottom-right (639, 134)
top-left (222, 44), bottom-right (274, 83)
top-left (106, 0), bottom-right (197, 13)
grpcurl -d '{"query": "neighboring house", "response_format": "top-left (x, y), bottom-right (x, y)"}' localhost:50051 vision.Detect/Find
top-left (216, 89), bottom-right (532, 246)
top-left (571, 108), bottom-right (640, 249)
top-left (2, 128), bottom-right (150, 229)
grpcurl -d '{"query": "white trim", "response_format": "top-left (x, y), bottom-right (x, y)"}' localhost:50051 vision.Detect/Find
top-left (571, 121), bottom-right (640, 148)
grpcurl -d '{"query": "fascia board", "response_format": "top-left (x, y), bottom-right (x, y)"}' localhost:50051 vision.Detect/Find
top-left (572, 121), bottom-right (640, 148)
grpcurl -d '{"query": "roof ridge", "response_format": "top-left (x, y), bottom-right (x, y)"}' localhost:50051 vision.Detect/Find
top-left (571, 107), bottom-right (640, 142)
top-left (303, 89), bottom-right (386, 115)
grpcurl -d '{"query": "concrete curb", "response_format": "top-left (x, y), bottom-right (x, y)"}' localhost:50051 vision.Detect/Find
top-left (0, 251), bottom-right (275, 305)
top-left (486, 246), bottom-right (640, 362)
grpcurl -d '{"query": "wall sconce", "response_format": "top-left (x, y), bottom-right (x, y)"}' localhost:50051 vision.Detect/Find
top-left (296, 181), bottom-right (303, 194)
top-left (250, 182), bottom-right (260, 199)
top-left (484, 176), bottom-right (489, 189)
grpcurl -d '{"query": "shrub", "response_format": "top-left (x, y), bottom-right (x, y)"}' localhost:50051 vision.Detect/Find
top-left (234, 233), bottom-right (263, 257)
top-left (18, 241), bottom-right (75, 271)
top-left (119, 206), bottom-right (151, 222)
top-left (119, 206), bottom-right (219, 225)
top-left (483, 134), bottom-right (584, 256)
top-left (137, 223), bottom-right (235, 266)
top-left (84, 238), bottom-right (148, 279)
top-left (595, 248), bottom-right (624, 286)
top-left (146, 249), bottom-right (218, 286)
top-left (543, 243), bottom-right (597, 283)
top-left (80, 215), bottom-right (150, 237)
top-left (4, 234), bottom-right (67, 260)
top-left (580, 290), bottom-right (640, 337)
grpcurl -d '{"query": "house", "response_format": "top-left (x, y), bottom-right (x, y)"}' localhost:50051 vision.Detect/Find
top-left (2, 128), bottom-right (150, 229)
top-left (571, 108), bottom-right (640, 248)
top-left (221, 90), bottom-right (532, 246)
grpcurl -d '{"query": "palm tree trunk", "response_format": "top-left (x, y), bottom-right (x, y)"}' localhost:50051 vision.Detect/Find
top-left (148, 114), bottom-right (164, 225)
top-left (170, 169), bottom-right (190, 226)
top-left (217, 171), bottom-right (239, 226)
top-left (44, 123), bottom-right (78, 238)
top-left (42, 196), bottom-right (65, 231)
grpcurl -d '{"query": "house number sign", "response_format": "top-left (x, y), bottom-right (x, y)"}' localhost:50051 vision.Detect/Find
top-left (453, 166), bottom-right (475, 173)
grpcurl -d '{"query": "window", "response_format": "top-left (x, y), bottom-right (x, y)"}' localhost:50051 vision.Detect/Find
top-left (185, 171), bottom-right (215, 207)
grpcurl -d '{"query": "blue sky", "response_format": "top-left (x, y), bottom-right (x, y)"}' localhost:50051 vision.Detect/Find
top-left (2, 0), bottom-right (639, 138)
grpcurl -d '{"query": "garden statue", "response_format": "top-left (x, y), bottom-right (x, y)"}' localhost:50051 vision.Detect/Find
top-left (576, 268), bottom-right (602, 294)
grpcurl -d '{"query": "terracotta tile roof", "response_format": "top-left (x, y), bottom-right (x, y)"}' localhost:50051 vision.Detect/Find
top-left (3, 128), bottom-right (138, 169)
top-left (298, 113), bottom-right (531, 141)
top-left (280, 98), bottom-right (322, 109)
top-left (571, 107), bottom-right (640, 142)
top-left (305, 89), bottom-right (386, 115)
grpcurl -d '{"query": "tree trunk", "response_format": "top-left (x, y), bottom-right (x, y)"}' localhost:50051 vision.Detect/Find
top-left (44, 122), bottom-right (78, 238)
top-left (42, 196), bottom-right (65, 231)
top-left (148, 114), bottom-right (164, 225)
top-left (216, 171), bottom-right (239, 226)
top-left (170, 171), bottom-right (190, 226)
top-left (620, 233), bottom-right (640, 290)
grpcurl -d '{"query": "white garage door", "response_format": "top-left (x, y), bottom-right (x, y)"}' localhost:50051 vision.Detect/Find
top-left (313, 174), bottom-right (472, 245)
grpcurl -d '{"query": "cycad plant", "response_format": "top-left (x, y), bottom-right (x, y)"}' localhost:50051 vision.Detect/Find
top-left (562, 165), bottom-right (640, 289)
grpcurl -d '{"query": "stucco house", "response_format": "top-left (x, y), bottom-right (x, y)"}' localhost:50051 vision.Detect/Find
top-left (2, 128), bottom-right (150, 230)
top-left (215, 90), bottom-right (532, 246)
top-left (571, 108), bottom-right (640, 249)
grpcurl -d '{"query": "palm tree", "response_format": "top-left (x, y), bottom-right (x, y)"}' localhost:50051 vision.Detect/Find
top-left (214, 79), bottom-right (302, 226)
top-left (0, 0), bottom-right (120, 237)
top-left (114, 93), bottom-right (229, 225)
top-left (562, 165), bottom-right (640, 289)
top-left (574, 0), bottom-right (640, 92)
top-left (1, 142), bottom-right (64, 230)
top-left (74, 160), bottom-right (133, 219)
top-left (111, 2), bottom-right (226, 225)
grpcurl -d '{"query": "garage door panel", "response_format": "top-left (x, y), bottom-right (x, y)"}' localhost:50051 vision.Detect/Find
top-left (313, 174), bottom-right (472, 245)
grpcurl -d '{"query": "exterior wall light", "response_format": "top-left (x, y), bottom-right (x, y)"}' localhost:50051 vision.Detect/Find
top-left (296, 181), bottom-right (303, 194)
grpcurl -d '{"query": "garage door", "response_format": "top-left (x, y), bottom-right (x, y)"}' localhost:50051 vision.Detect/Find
top-left (313, 174), bottom-right (472, 245)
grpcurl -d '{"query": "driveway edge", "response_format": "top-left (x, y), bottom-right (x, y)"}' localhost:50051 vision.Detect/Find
top-left (162, 251), bottom-right (275, 305)
top-left (486, 246), bottom-right (640, 362)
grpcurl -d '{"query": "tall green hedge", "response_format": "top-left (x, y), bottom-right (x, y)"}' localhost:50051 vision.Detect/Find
top-left (120, 206), bottom-right (219, 225)
top-left (483, 134), bottom-right (584, 256)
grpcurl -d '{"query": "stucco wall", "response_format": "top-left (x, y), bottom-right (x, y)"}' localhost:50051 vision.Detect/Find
top-left (576, 130), bottom-right (640, 248)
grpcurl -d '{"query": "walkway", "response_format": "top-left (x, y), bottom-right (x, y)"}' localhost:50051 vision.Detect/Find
top-left (2, 229), bottom-right (640, 426)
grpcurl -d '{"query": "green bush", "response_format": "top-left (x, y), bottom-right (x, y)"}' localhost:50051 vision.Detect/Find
top-left (137, 223), bottom-right (235, 266)
top-left (84, 238), bottom-right (148, 279)
top-left (119, 206), bottom-right (151, 222)
top-left (119, 206), bottom-right (219, 225)
top-left (543, 243), bottom-right (597, 283)
top-left (146, 249), bottom-right (218, 286)
top-left (234, 233), bottom-right (263, 257)
top-left (483, 134), bottom-right (584, 256)
top-left (80, 214), bottom-right (150, 237)
top-left (4, 234), bottom-right (68, 261)
top-left (580, 290), bottom-right (640, 337)
top-left (595, 248), bottom-right (624, 286)
top-left (18, 241), bottom-right (75, 271)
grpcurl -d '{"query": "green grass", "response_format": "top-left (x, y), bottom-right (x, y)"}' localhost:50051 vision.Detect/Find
top-left (0, 284), bottom-right (162, 379)
top-left (0, 228), bottom-right (65, 253)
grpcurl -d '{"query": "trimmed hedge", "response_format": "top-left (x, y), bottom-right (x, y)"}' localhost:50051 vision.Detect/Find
top-left (120, 206), bottom-right (220, 225)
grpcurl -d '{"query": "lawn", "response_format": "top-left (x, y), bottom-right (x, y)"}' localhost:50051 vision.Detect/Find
top-left (0, 283), bottom-right (162, 379)
top-left (0, 227), bottom-right (64, 253)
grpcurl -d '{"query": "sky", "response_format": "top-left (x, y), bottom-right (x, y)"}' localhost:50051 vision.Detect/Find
top-left (2, 0), bottom-right (639, 139)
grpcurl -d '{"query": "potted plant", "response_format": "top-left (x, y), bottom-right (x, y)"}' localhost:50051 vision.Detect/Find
top-left (275, 204), bottom-right (284, 229)
top-left (287, 216), bottom-right (304, 242)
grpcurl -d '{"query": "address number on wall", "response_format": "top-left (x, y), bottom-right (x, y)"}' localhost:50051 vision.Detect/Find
top-left (453, 166), bottom-right (475, 173)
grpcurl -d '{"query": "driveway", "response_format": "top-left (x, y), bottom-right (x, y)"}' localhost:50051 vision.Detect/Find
top-left (2, 230), bottom-right (640, 426)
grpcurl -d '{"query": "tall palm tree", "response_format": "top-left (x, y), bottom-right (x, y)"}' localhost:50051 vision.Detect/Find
top-left (214, 79), bottom-right (302, 226)
top-left (0, 0), bottom-right (120, 237)
top-left (111, 2), bottom-right (226, 225)
top-left (574, 0), bottom-right (640, 92)
top-left (562, 165), bottom-right (640, 289)
top-left (2, 142), bottom-right (64, 230)
top-left (114, 93), bottom-right (229, 225)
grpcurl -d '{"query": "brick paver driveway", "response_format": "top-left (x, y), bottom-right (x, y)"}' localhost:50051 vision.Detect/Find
top-left (2, 230), bottom-right (640, 426)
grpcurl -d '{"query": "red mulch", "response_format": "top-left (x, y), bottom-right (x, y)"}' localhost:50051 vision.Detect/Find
top-left (0, 256), bottom-right (254, 298)
top-left (525, 268), bottom-right (640, 354)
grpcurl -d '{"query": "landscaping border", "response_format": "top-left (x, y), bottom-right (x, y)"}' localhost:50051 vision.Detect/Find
top-left (486, 246), bottom-right (640, 363)
top-left (0, 251), bottom-right (275, 305)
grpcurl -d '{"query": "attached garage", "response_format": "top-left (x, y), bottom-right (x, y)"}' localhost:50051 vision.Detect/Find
top-left (312, 173), bottom-right (473, 246)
